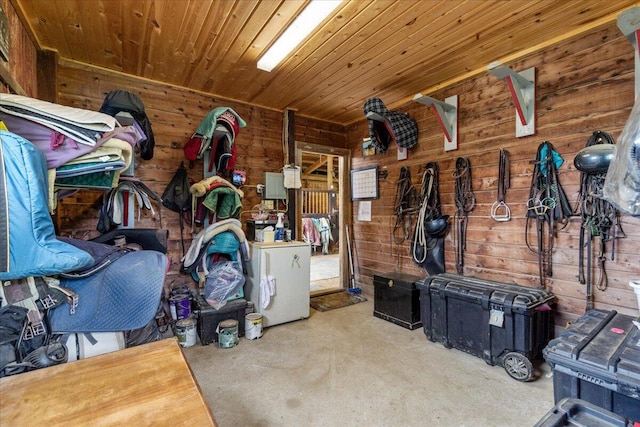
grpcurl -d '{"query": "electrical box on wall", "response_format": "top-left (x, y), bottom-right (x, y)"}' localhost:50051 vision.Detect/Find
top-left (264, 172), bottom-right (287, 200)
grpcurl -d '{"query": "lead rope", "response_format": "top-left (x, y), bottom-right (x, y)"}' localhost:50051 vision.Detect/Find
top-left (453, 157), bottom-right (474, 274)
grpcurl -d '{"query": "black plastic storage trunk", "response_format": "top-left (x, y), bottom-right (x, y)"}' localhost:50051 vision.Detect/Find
top-left (543, 310), bottom-right (640, 422)
top-left (191, 294), bottom-right (248, 345)
top-left (373, 272), bottom-right (423, 330)
top-left (534, 398), bottom-right (635, 427)
top-left (417, 273), bottom-right (556, 381)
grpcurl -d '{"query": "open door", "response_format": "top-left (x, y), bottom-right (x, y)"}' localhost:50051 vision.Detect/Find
top-left (295, 142), bottom-right (351, 296)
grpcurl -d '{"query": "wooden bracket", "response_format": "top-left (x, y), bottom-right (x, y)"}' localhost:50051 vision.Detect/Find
top-left (617, 6), bottom-right (640, 100)
top-left (488, 62), bottom-right (536, 137)
top-left (413, 93), bottom-right (458, 151)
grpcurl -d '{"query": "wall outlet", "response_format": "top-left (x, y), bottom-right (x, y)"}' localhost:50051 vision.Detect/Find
top-left (264, 200), bottom-right (274, 209)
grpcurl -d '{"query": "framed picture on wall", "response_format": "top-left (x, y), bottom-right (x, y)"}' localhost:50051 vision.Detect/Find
top-left (362, 138), bottom-right (376, 158)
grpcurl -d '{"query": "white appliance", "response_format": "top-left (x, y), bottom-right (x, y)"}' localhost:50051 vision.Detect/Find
top-left (245, 241), bottom-right (310, 327)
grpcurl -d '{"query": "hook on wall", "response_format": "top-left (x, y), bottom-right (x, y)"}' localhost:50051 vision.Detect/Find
top-left (488, 61), bottom-right (536, 138)
top-left (414, 93), bottom-right (458, 151)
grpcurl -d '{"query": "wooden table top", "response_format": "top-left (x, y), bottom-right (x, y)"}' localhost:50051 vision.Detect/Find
top-left (0, 338), bottom-right (217, 426)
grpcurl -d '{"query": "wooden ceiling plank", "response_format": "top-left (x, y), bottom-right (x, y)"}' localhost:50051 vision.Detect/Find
top-left (247, 0), bottom-right (419, 107)
top-left (164, 0), bottom-right (217, 84)
top-left (258, 0), bottom-right (492, 114)
top-left (177, 1), bottom-right (234, 88)
top-left (120, 0), bottom-right (145, 75)
top-left (186, 1), bottom-right (263, 91)
top-left (145, 0), bottom-right (183, 81)
top-left (283, 0), bottom-right (506, 118)
top-left (214, 1), bottom-right (312, 99)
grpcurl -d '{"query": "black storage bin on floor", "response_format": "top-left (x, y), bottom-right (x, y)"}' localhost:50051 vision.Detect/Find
top-left (534, 398), bottom-right (634, 427)
top-left (417, 273), bottom-right (556, 381)
top-left (543, 310), bottom-right (640, 422)
top-left (373, 272), bottom-right (423, 330)
top-left (191, 294), bottom-right (248, 345)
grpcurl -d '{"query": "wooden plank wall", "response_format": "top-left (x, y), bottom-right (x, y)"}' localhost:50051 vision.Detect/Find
top-left (54, 59), bottom-right (344, 288)
top-left (346, 22), bottom-right (640, 329)
top-left (0, 0), bottom-right (37, 96)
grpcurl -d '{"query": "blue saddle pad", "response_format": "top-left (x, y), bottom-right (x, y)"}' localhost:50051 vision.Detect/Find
top-left (50, 250), bottom-right (167, 333)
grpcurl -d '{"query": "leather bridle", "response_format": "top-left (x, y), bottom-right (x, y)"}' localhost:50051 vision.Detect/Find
top-left (575, 130), bottom-right (624, 310)
top-left (525, 141), bottom-right (572, 288)
top-left (453, 157), bottom-right (475, 274)
top-left (393, 166), bottom-right (419, 244)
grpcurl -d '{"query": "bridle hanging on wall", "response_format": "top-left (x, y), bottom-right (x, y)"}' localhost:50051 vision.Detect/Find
top-left (574, 130), bottom-right (624, 311)
top-left (525, 141), bottom-right (573, 289)
top-left (392, 166), bottom-right (419, 245)
top-left (453, 157), bottom-right (475, 275)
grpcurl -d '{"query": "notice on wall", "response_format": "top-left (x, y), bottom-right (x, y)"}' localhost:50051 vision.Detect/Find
top-left (358, 201), bottom-right (372, 221)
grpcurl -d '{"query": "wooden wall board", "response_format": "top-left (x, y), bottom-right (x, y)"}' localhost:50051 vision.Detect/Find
top-left (347, 22), bottom-right (640, 327)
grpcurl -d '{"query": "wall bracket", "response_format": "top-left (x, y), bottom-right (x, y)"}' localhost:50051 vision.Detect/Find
top-left (488, 62), bottom-right (536, 137)
top-left (413, 93), bottom-right (458, 151)
top-left (617, 6), bottom-right (640, 100)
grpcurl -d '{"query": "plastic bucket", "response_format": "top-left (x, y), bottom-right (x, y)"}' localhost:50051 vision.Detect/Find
top-left (245, 313), bottom-right (263, 340)
top-left (218, 319), bottom-right (239, 348)
top-left (629, 280), bottom-right (640, 313)
top-left (176, 318), bottom-right (197, 347)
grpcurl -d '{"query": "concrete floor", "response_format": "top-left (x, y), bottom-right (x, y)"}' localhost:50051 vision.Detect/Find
top-left (183, 298), bottom-right (556, 427)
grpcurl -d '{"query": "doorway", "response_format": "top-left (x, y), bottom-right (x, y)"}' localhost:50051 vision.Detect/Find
top-left (295, 142), bottom-right (351, 296)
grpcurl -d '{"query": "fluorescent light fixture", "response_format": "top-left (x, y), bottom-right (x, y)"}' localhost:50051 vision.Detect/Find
top-left (257, 0), bottom-right (342, 72)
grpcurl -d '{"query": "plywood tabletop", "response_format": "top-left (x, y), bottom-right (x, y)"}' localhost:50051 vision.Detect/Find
top-left (0, 338), bottom-right (216, 426)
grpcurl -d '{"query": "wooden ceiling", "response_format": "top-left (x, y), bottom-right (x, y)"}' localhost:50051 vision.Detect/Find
top-left (13, 0), bottom-right (638, 125)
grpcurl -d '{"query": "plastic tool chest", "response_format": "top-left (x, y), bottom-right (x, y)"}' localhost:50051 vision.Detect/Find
top-left (543, 309), bottom-right (640, 422)
top-left (417, 273), bottom-right (556, 381)
top-left (373, 272), bottom-right (424, 330)
top-left (191, 294), bottom-right (248, 345)
top-left (534, 398), bottom-right (636, 427)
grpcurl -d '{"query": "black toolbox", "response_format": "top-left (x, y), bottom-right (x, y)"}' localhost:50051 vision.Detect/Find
top-left (417, 273), bottom-right (556, 381)
top-left (534, 398), bottom-right (635, 427)
top-left (191, 294), bottom-right (248, 345)
top-left (373, 272), bottom-right (424, 330)
top-left (543, 309), bottom-right (640, 422)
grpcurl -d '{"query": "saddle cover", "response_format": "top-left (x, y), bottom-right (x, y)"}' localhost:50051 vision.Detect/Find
top-left (0, 131), bottom-right (94, 279)
top-left (363, 97), bottom-right (418, 153)
top-left (49, 250), bottom-right (168, 333)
